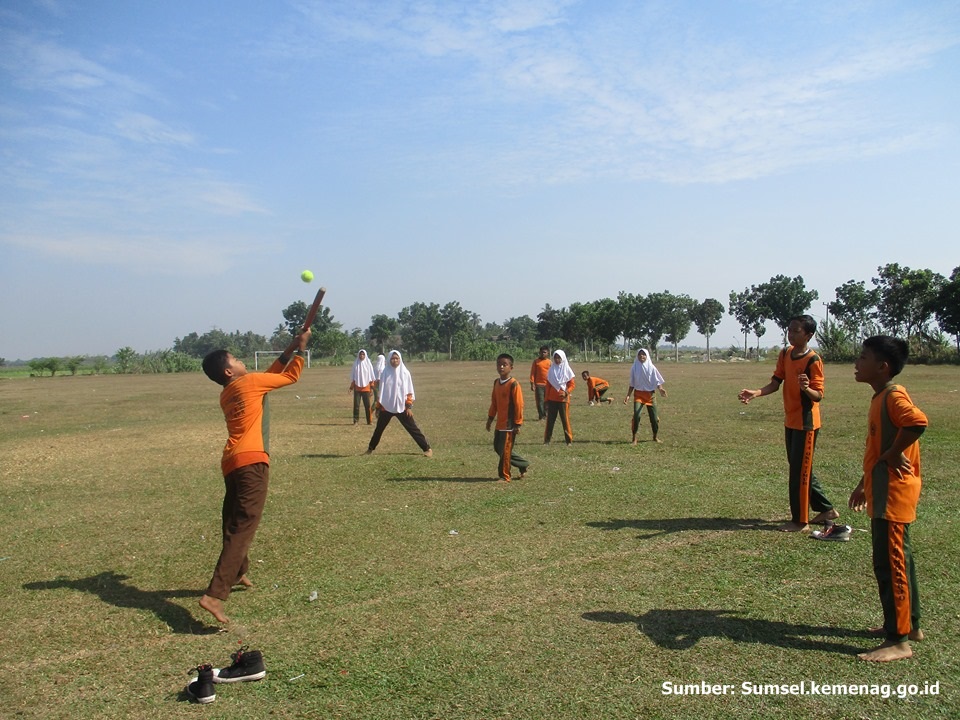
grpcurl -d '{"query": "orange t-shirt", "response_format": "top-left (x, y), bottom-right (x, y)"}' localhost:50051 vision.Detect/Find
top-left (863, 384), bottom-right (928, 523)
top-left (773, 347), bottom-right (823, 431)
top-left (488, 378), bottom-right (524, 431)
top-left (586, 376), bottom-right (609, 401)
top-left (545, 376), bottom-right (574, 403)
top-left (530, 358), bottom-right (551, 386)
top-left (219, 356), bottom-right (304, 475)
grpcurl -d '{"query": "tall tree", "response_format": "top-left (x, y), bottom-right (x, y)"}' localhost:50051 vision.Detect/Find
top-left (537, 304), bottom-right (567, 341)
top-left (503, 315), bottom-right (537, 343)
top-left (562, 302), bottom-right (593, 355)
top-left (398, 302), bottom-right (442, 356)
top-left (829, 279), bottom-right (879, 353)
top-left (590, 298), bottom-right (623, 358)
top-left (935, 266), bottom-right (960, 354)
top-left (617, 292), bottom-right (647, 352)
top-left (643, 291), bottom-right (677, 361)
top-left (663, 293), bottom-right (696, 361)
top-left (367, 314), bottom-right (399, 355)
top-left (872, 263), bottom-right (944, 344)
top-left (282, 301), bottom-right (339, 351)
top-left (439, 302), bottom-right (478, 359)
top-left (691, 298), bottom-right (724, 361)
top-left (728, 288), bottom-right (766, 358)
top-left (755, 275), bottom-right (818, 340)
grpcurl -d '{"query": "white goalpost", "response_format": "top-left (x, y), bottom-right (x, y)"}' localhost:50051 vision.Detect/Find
top-left (254, 350), bottom-right (311, 370)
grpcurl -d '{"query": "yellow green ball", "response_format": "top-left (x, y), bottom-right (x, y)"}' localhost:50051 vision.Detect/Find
top-left (301, 270), bottom-right (314, 283)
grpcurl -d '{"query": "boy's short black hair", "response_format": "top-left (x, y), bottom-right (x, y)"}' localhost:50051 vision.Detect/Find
top-left (863, 335), bottom-right (909, 377)
top-left (790, 315), bottom-right (817, 335)
top-left (497, 353), bottom-right (514, 366)
top-left (539, 345), bottom-right (549, 352)
top-left (202, 349), bottom-right (231, 386)
top-left (581, 370), bottom-right (590, 377)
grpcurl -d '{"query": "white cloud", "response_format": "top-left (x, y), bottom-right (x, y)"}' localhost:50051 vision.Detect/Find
top-left (114, 113), bottom-right (194, 146)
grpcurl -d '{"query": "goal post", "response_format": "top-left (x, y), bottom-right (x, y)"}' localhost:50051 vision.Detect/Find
top-left (254, 350), bottom-right (311, 370)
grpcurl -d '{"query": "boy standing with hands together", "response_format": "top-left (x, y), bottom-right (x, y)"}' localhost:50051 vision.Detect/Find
top-left (849, 336), bottom-right (928, 662)
top-left (738, 315), bottom-right (837, 532)
top-left (487, 354), bottom-right (530, 482)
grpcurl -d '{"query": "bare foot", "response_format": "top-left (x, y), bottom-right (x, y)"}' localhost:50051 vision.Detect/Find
top-left (236, 575), bottom-right (253, 588)
top-left (631, 438), bottom-right (638, 446)
top-left (810, 509), bottom-right (840, 524)
top-left (777, 521), bottom-right (809, 533)
top-left (858, 641), bottom-right (913, 662)
top-left (365, 448), bottom-right (374, 455)
top-left (869, 626), bottom-right (924, 641)
top-left (653, 437), bottom-right (662, 443)
top-left (423, 448), bottom-right (433, 458)
top-left (519, 471), bottom-right (527, 479)
top-left (199, 594), bottom-right (229, 624)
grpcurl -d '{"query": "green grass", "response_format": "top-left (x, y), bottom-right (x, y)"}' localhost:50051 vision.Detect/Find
top-left (1, 361), bottom-right (958, 719)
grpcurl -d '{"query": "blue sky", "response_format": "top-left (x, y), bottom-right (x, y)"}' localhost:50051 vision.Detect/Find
top-left (1, 0), bottom-right (958, 361)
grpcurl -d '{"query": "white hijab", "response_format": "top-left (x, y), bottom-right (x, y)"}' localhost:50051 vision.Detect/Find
top-left (378, 350), bottom-right (415, 413)
top-left (375, 353), bottom-right (386, 379)
top-left (629, 348), bottom-right (664, 391)
top-left (352, 349), bottom-right (376, 387)
top-left (547, 349), bottom-right (576, 392)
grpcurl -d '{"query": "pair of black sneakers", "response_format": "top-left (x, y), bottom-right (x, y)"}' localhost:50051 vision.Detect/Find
top-left (185, 647), bottom-right (266, 704)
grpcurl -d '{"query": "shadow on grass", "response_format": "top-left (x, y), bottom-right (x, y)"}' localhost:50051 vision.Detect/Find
top-left (583, 608), bottom-right (870, 654)
top-left (23, 571), bottom-right (219, 635)
top-left (386, 476), bottom-right (498, 483)
top-left (586, 517), bottom-right (779, 538)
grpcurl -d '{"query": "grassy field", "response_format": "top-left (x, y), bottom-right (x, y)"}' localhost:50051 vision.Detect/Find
top-left (1, 359), bottom-right (957, 719)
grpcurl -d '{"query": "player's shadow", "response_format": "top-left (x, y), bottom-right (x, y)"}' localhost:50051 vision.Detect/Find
top-left (582, 608), bottom-right (870, 654)
top-left (302, 453), bottom-right (347, 459)
top-left (23, 571), bottom-right (218, 634)
top-left (586, 517), bottom-right (777, 538)
top-left (387, 476), bottom-right (497, 483)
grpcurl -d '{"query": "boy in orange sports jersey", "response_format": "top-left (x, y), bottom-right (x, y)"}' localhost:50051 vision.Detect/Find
top-left (582, 370), bottom-right (613, 405)
top-left (530, 346), bottom-right (551, 420)
top-left (486, 354), bottom-right (530, 481)
top-left (848, 336), bottom-right (928, 662)
top-left (738, 315), bottom-right (838, 532)
top-left (198, 328), bottom-right (311, 624)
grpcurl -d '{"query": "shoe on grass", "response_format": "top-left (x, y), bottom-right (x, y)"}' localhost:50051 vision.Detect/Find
top-left (186, 663), bottom-right (216, 703)
top-left (810, 523), bottom-right (852, 542)
top-left (213, 647), bottom-right (266, 683)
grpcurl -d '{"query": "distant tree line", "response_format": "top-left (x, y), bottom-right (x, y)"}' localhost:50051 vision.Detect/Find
top-left (9, 262), bottom-right (958, 376)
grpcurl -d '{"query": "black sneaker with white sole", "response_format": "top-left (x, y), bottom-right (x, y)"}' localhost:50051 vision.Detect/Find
top-left (810, 523), bottom-right (852, 541)
top-left (213, 647), bottom-right (266, 683)
top-left (186, 664), bottom-right (216, 704)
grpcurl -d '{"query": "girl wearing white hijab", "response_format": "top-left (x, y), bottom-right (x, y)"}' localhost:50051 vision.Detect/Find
top-left (544, 349), bottom-right (576, 445)
top-left (366, 351), bottom-right (432, 456)
top-left (349, 349), bottom-right (377, 424)
top-left (623, 348), bottom-right (667, 444)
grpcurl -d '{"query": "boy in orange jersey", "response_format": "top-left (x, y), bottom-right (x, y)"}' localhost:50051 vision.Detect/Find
top-left (581, 370), bottom-right (612, 405)
top-left (848, 336), bottom-right (928, 662)
top-left (198, 328), bottom-right (311, 624)
top-left (486, 354), bottom-right (530, 481)
top-left (738, 315), bottom-right (838, 532)
top-left (529, 346), bottom-right (551, 420)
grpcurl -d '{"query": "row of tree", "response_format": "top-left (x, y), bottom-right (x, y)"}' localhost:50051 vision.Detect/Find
top-left (171, 262), bottom-right (956, 365)
top-left (12, 262), bottom-right (957, 375)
